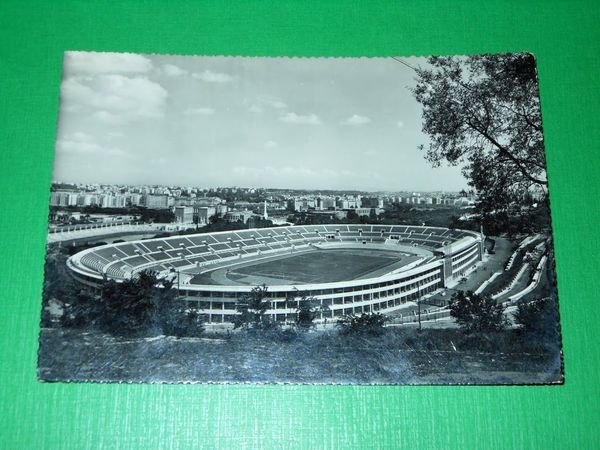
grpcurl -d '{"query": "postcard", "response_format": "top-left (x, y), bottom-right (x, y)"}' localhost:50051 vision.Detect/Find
top-left (38, 52), bottom-right (563, 384)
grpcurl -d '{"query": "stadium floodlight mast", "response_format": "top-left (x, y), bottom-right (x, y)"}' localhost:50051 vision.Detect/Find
top-left (170, 267), bottom-right (180, 290)
top-left (417, 280), bottom-right (423, 332)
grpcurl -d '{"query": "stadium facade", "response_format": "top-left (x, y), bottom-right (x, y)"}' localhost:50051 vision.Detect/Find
top-left (67, 224), bottom-right (484, 324)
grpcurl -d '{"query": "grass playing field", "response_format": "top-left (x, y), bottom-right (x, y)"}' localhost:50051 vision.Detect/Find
top-left (190, 249), bottom-right (420, 286)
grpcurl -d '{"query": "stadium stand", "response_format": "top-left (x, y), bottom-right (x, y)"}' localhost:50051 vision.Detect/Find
top-left (69, 224), bottom-right (482, 283)
top-left (66, 223), bottom-right (484, 324)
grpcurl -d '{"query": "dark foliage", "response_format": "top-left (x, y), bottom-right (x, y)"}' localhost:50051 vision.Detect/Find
top-left (161, 308), bottom-right (205, 338)
top-left (337, 313), bottom-right (388, 336)
top-left (52, 205), bottom-right (176, 223)
top-left (286, 292), bottom-right (327, 330)
top-left (233, 285), bottom-right (278, 330)
top-left (449, 290), bottom-right (508, 333)
top-left (412, 54), bottom-right (548, 233)
top-left (53, 270), bottom-right (204, 338)
top-left (514, 297), bottom-right (559, 338)
top-left (138, 208), bottom-right (176, 224)
top-left (96, 271), bottom-right (166, 336)
top-left (60, 285), bottom-right (102, 329)
top-left (202, 214), bottom-right (249, 233)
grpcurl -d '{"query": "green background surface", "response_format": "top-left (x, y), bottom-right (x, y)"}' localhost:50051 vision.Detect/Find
top-left (0, 1), bottom-right (598, 448)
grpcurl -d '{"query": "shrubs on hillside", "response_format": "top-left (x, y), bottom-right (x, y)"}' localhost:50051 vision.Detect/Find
top-left (449, 290), bottom-right (508, 333)
top-left (337, 313), bottom-right (388, 336)
top-left (58, 270), bottom-right (204, 338)
top-left (514, 297), bottom-right (559, 337)
top-left (233, 285), bottom-right (277, 331)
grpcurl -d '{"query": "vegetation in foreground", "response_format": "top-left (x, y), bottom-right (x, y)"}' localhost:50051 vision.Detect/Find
top-left (38, 325), bottom-right (562, 384)
top-left (39, 243), bottom-right (562, 384)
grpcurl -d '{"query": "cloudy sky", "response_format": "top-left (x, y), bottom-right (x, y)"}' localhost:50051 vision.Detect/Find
top-left (53, 52), bottom-right (468, 191)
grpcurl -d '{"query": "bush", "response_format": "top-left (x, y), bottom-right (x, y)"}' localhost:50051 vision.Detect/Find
top-left (286, 292), bottom-right (327, 331)
top-left (514, 297), bottom-right (559, 339)
top-left (58, 270), bottom-right (204, 338)
top-left (162, 309), bottom-right (205, 338)
top-left (449, 290), bottom-right (508, 333)
top-left (234, 285), bottom-right (278, 330)
top-left (337, 313), bottom-right (388, 336)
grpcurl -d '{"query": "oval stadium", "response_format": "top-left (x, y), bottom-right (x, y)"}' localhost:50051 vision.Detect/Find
top-left (67, 224), bottom-right (484, 324)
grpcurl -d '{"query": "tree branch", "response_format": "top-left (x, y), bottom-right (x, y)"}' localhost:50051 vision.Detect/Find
top-left (466, 120), bottom-right (548, 185)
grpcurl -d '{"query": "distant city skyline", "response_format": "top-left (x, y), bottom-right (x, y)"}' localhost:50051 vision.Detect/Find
top-left (52, 180), bottom-right (470, 195)
top-left (53, 53), bottom-right (469, 192)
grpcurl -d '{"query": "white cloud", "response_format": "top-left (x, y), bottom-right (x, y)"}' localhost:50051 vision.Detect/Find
top-left (58, 139), bottom-right (101, 154)
top-left (322, 168), bottom-right (339, 177)
top-left (192, 70), bottom-right (234, 83)
top-left (280, 112), bottom-right (321, 125)
top-left (92, 110), bottom-right (121, 125)
top-left (363, 150), bottom-right (378, 156)
top-left (264, 140), bottom-right (278, 149)
top-left (341, 114), bottom-right (371, 126)
top-left (397, 120), bottom-right (405, 128)
top-left (106, 148), bottom-right (129, 157)
top-left (233, 166), bottom-right (316, 178)
top-left (264, 99), bottom-right (287, 109)
top-left (62, 104), bottom-right (83, 113)
top-left (232, 166), bottom-right (356, 179)
top-left (61, 74), bottom-right (168, 124)
top-left (68, 131), bottom-right (94, 143)
top-left (184, 107), bottom-right (215, 115)
top-left (248, 97), bottom-right (287, 113)
top-left (64, 51), bottom-right (153, 75)
top-left (162, 64), bottom-right (188, 77)
top-left (57, 132), bottom-right (127, 157)
top-left (248, 104), bottom-right (264, 113)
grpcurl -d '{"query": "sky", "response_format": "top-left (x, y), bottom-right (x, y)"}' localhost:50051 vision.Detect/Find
top-left (53, 52), bottom-right (468, 192)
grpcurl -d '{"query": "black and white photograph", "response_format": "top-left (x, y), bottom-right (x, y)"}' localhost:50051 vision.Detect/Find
top-left (38, 52), bottom-right (563, 384)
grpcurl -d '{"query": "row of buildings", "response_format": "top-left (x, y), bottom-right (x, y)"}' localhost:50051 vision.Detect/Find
top-left (173, 202), bottom-right (269, 226)
top-left (286, 195), bottom-right (384, 212)
top-left (50, 185), bottom-right (477, 229)
top-left (285, 194), bottom-right (474, 212)
top-left (50, 191), bottom-right (169, 209)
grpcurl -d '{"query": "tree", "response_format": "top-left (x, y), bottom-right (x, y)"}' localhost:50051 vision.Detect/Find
top-left (97, 270), bottom-right (205, 337)
top-left (514, 297), bottom-right (558, 337)
top-left (412, 54), bottom-right (548, 229)
top-left (139, 208), bottom-right (176, 224)
top-left (234, 285), bottom-right (276, 330)
top-left (286, 292), bottom-right (327, 330)
top-left (59, 283), bottom-right (101, 329)
top-left (346, 209), bottom-right (360, 223)
top-left (449, 290), bottom-right (507, 333)
top-left (57, 271), bottom-right (204, 337)
top-left (161, 307), bottom-right (205, 338)
top-left (337, 313), bottom-right (388, 336)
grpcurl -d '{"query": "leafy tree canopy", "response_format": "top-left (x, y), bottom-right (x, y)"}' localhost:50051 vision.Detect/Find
top-left (99, 271), bottom-right (176, 336)
top-left (234, 285), bottom-right (277, 330)
top-left (337, 313), bottom-right (388, 336)
top-left (58, 270), bottom-right (204, 338)
top-left (514, 296), bottom-right (559, 338)
top-left (286, 291), bottom-right (327, 330)
top-left (449, 290), bottom-right (507, 333)
top-left (412, 54), bottom-right (548, 226)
